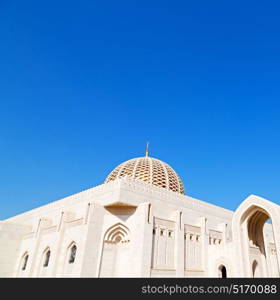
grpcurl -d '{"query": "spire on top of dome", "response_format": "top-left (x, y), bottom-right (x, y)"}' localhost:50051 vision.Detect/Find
top-left (145, 142), bottom-right (149, 157)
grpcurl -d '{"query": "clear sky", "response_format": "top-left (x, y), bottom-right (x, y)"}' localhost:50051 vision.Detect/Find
top-left (1, 1), bottom-right (280, 219)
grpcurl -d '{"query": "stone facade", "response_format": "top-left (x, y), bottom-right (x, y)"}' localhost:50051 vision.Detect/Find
top-left (0, 176), bottom-right (279, 278)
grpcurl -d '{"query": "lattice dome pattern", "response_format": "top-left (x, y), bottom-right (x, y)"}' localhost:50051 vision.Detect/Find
top-left (105, 157), bottom-right (185, 194)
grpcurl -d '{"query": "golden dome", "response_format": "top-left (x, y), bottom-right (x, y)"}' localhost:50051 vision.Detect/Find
top-left (105, 156), bottom-right (185, 194)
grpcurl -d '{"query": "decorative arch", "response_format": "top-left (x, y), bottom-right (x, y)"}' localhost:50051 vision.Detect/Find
top-left (232, 195), bottom-right (280, 277)
top-left (233, 195), bottom-right (280, 232)
top-left (214, 257), bottom-right (232, 278)
top-left (104, 223), bottom-right (130, 243)
top-left (99, 223), bottom-right (131, 277)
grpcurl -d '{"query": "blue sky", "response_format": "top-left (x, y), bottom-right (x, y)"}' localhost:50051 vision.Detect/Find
top-left (1, 1), bottom-right (280, 219)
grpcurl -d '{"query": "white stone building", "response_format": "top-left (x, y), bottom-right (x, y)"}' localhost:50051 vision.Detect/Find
top-left (0, 153), bottom-right (280, 278)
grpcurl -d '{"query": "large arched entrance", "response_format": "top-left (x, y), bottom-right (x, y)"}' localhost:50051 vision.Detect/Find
top-left (235, 198), bottom-right (280, 277)
top-left (246, 208), bottom-right (270, 277)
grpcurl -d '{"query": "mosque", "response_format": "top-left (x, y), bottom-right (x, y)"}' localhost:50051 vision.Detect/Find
top-left (0, 146), bottom-right (279, 278)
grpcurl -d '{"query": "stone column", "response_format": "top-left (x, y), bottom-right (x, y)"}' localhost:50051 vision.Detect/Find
top-left (28, 218), bottom-right (51, 277)
top-left (241, 220), bottom-right (251, 277)
top-left (200, 217), bottom-right (208, 277)
top-left (271, 218), bottom-right (280, 277)
top-left (79, 204), bottom-right (106, 277)
top-left (51, 212), bottom-right (65, 277)
top-left (175, 210), bottom-right (184, 277)
top-left (221, 222), bottom-right (227, 245)
top-left (51, 211), bottom-right (77, 277)
top-left (134, 202), bottom-right (153, 277)
top-left (263, 230), bottom-right (272, 277)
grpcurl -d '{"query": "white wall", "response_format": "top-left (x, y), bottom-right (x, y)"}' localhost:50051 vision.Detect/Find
top-left (0, 222), bottom-right (30, 277)
top-left (0, 178), bottom-right (278, 278)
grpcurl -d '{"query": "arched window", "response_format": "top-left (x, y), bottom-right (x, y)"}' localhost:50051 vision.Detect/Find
top-left (218, 265), bottom-right (227, 278)
top-left (68, 244), bottom-right (77, 264)
top-left (21, 253), bottom-right (29, 271)
top-left (43, 250), bottom-right (51, 267)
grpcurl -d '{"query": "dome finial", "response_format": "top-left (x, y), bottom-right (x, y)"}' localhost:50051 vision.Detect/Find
top-left (145, 142), bottom-right (149, 157)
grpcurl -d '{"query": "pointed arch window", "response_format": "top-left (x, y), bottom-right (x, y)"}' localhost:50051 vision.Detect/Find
top-left (69, 244), bottom-right (77, 264)
top-left (21, 253), bottom-right (29, 271)
top-left (43, 250), bottom-right (51, 267)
